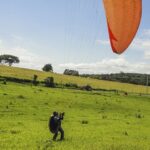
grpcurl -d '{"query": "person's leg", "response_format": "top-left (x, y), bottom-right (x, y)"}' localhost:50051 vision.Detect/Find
top-left (59, 126), bottom-right (64, 140)
top-left (53, 132), bottom-right (58, 141)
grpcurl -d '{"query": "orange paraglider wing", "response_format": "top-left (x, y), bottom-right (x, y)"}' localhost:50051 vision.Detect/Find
top-left (103, 0), bottom-right (142, 54)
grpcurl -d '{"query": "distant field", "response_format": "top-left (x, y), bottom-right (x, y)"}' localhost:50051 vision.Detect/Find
top-left (0, 65), bottom-right (150, 94)
top-left (0, 82), bottom-right (150, 149)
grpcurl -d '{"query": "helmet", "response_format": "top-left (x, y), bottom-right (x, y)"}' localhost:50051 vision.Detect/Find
top-left (53, 111), bottom-right (58, 116)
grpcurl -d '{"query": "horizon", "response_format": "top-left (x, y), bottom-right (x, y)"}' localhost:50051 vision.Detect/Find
top-left (0, 0), bottom-right (150, 74)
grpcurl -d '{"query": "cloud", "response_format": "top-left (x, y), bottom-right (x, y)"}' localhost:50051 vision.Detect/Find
top-left (59, 57), bottom-right (150, 74)
top-left (144, 51), bottom-right (150, 59)
top-left (131, 38), bottom-right (150, 50)
top-left (96, 29), bottom-right (150, 56)
top-left (130, 29), bottom-right (150, 59)
top-left (131, 38), bottom-right (150, 59)
top-left (96, 39), bottom-right (109, 45)
top-left (142, 29), bottom-right (150, 37)
top-left (0, 47), bottom-right (50, 70)
top-left (0, 35), bottom-right (51, 70)
top-left (1, 29), bottom-right (150, 74)
top-left (60, 28), bottom-right (150, 74)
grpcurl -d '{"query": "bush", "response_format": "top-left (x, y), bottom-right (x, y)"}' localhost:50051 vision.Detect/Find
top-left (32, 74), bottom-right (38, 86)
top-left (44, 77), bottom-right (55, 87)
top-left (80, 85), bottom-right (92, 91)
top-left (64, 69), bottom-right (79, 76)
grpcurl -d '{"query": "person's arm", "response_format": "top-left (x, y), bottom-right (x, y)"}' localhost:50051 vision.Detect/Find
top-left (60, 116), bottom-right (63, 120)
top-left (58, 113), bottom-right (64, 120)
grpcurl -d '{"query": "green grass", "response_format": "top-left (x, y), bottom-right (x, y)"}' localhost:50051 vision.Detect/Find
top-left (0, 82), bottom-right (150, 150)
top-left (0, 65), bottom-right (150, 94)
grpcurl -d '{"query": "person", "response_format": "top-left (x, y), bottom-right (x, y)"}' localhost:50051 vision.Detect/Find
top-left (49, 111), bottom-right (65, 141)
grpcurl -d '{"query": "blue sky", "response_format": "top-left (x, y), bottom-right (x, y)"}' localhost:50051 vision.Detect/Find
top-left (0, 0), bottom-right (150, 74)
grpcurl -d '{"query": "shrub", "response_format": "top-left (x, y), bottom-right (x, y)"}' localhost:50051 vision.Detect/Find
top-left (64, 69), bottom-right (79, 76)
top-left (32, 74), bottom-right (38, 86)
top-left (44, 77), bottom-right (55, 87)
top-left (80, 85), bottom-right (92, 91)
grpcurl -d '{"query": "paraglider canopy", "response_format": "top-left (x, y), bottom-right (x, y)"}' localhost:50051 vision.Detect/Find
top-left (103, 0), bottom-right (142, 54)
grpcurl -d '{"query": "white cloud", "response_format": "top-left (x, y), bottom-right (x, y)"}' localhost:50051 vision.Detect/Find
top-left (1, 29), bottom-right (150, 74)
top-left (144, 51), bottom-right (150, 59)
top-left (59, 57), bottom-right (150, 74)
top-left (0, 47), bottom-right (50, 70)
top-left (130, 29), bottom-right (150, 59)
top-left (0, 34), bottom-right (51, 70)
top-left (96, 30), bottom-right (150, 58)
top-left (132, 38), bottom-right (150, 59)
top-left (142, 29), bottom-right (150, 37)
top-left (131, 38), bottom-right (150, 50)
top-left (59, 28), bottom-right (150, 74)
top-left (96, 39), bottom-right (109, 45)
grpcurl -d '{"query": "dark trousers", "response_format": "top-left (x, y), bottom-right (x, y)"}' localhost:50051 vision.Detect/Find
top-left (53, 126), bottom-right (64, 140)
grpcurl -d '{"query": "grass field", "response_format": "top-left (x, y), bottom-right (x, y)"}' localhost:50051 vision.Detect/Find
top-left (0, 82), bottom-right (150, 150)
top-left (0, 65), bottom-right (150, 94)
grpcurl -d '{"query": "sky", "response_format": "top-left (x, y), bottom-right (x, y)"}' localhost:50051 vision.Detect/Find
top-left (0, 0), bottom-right (150, 74)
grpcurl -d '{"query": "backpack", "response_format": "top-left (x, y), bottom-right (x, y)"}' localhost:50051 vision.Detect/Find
top-left (49, 116), bottom-right (59, 133)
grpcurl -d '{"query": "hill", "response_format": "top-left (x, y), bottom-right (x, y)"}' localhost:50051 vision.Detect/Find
top-left (0, 65), bottom-right (150, 94)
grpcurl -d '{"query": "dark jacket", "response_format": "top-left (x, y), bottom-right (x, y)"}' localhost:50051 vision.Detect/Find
top-left (49, 115), bottom-right (63, 133)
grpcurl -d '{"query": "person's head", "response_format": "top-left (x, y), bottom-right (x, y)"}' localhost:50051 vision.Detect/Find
top-left (53, 111), bottom-right (58, 116)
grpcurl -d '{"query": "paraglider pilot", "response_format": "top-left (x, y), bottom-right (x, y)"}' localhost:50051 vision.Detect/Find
top-left (49, 111), bottom-right (65, 141)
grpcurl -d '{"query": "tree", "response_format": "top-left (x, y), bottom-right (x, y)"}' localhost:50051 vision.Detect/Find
top-left (64, 69), bottom-right (79, 76)
top-left (42, 64), bottom-right (53, 72)
top-left (0, 54), bottom-right (20, 66)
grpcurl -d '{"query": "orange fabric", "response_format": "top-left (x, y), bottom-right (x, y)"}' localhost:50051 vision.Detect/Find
top-left (103, 0), bottom-right (142, 54)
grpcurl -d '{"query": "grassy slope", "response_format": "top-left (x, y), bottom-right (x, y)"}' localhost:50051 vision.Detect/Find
top-left (0, 65), bottom-right (150, 94)
top-left (0, 82), bottom-right (150, 150)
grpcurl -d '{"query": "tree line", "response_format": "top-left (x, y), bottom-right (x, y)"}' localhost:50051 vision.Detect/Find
top-left (80, 73), bottom-right (150, 86)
